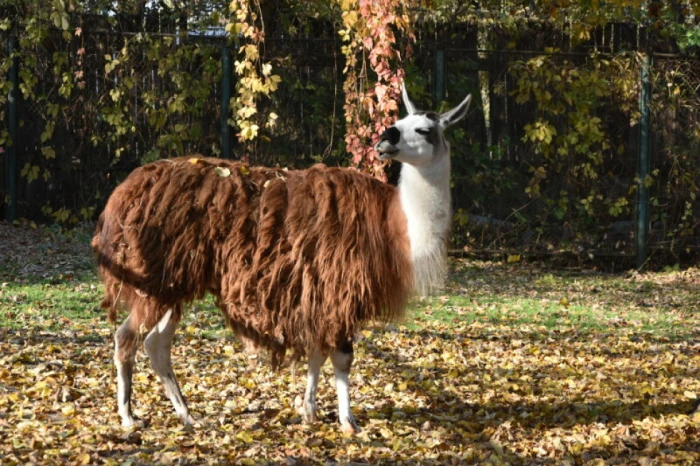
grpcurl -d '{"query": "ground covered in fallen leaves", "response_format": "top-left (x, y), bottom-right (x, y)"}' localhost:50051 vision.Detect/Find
top-left (0, 221), bottom-right (698, 465)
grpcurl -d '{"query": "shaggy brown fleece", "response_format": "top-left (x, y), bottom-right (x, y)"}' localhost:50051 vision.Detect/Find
top-left (92, 157), bottom-right (413, 361)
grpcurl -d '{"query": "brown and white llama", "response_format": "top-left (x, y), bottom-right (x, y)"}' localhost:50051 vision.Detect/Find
top-left (92, 85), bottom-right (471, 433)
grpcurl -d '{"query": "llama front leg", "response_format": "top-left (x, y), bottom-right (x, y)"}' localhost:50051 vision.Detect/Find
top-left (114, 315), bottom-right (141, 427)
top-left (300, 349), bottom-right (327, 423)
top-left (144, 309), bottom-right (195, 426)
top-left (330, 341), bottom-right (360, 434)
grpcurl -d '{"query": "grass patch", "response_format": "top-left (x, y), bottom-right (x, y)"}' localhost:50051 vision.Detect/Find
top-left (1, 243), bottom-right (697, 342)
top-left (0, 275), bottom-right (102, 330)
top-left (404, 259), bottom-right (698, 341)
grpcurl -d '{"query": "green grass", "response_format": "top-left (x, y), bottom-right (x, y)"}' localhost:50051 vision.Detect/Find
top-left (404, 259), bottom-right (698, 340)
top-left (408, 294), bottom-right (688, 336)
top-left (0, 274), bottom-right (100, 329)
top-left (1, 229), bottom-right (697, 342)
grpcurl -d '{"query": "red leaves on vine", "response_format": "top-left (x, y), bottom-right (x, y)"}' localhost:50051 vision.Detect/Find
top-left (339, 0), bottom-right (413, 180)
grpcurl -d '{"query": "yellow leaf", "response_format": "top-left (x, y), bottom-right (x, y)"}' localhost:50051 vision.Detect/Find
top-left (684, 390), bottom-right (697, 400)
top-left (61, 404), bottom-right (75, 416)
top-left (559, 297), bottom-right (570, 308)
top-left (77, 453), bottom-right (91, 465)
top-left (239, 165), bottom-right (250, 176)
top-left (343, 10), bottom-right (358, 28)
top-left (240, 123), bottom-right (259, 140)
top-left (507, 254), bottom-right (521, 263)
top-left (235, 430), bottom-right (254, 444)
top-left (189, 158), bottom-right (201, 164)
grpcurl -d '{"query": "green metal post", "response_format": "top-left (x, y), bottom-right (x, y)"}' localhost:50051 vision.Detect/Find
top-left (221, 46), bottom-right (232, 159)
top-left (636, 54), bottom-right (652, 269)
top-left (5, 36), bottom-right (19, 222)
top-left (434, 49), bottom-right (446, 105)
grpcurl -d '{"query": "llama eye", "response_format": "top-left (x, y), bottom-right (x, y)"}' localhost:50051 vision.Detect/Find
top-left (415, 128), bottom-right (431, 136)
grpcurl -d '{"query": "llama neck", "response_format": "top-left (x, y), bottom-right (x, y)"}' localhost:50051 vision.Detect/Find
top-left (398, 155), bottom-right (452, 295)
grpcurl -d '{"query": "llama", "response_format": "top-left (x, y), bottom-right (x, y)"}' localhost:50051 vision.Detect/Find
top-left (92, 85), bottom-right (471, 433)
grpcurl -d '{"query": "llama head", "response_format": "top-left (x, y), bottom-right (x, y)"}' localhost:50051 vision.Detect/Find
top-left (375, 84), bottom-right (472, 167)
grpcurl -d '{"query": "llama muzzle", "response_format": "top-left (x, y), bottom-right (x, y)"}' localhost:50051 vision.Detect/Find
top-left (375, 127), bottom-right (401, 160)
top-left (374, 140), bottom-right (399, 160)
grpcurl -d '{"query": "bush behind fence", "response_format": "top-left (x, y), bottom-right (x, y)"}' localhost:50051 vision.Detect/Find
top-left (1, 17), bottom-right (699, 264)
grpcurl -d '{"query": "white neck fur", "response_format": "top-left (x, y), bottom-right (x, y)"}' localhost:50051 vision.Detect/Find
top-left (398, 153), bottom-right (452, 296)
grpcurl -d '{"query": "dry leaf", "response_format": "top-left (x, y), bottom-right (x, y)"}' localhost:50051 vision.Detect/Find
top-left (215, 167), bottom-right (231, 177)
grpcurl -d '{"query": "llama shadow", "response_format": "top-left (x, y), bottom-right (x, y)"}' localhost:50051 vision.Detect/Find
top-left (352, 351), bottom-right (699, 464)
top-left (0, 326), bottom-right (105, 347)
top-left (362, 327), bottom-right (698, 427)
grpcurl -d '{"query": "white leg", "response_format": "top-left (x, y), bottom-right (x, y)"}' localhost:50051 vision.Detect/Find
top-left (144, 309), bottom-right (195, 426)
top-left (330, 342), bottom-right (360, 434)
top-left (114, 315), bottom-right (141, 427)
top-left (300, 349), bottom-right (327, 423)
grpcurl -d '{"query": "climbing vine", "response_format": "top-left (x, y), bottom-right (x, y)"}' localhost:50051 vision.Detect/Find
top-left (1, 0), bottom-right (698, 258)
top-left (225, 0), bottom-right (280, 149)
top-left (337, 0), bottom-right (412, 180)
top-left (509, 54), bottom-right (638, 226)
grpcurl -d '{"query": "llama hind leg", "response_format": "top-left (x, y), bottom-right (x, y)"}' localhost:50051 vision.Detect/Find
top-left (299, 349), bottom-right (327, 423)
top-left (114, 315), bottom-right (142, 427)
top-left (331, 341), bottom-right (360, 434)
top-left (144, 308), bottom-right (195, 426)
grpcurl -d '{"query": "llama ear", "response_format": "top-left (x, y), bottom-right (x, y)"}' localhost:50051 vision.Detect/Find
top-left (439, 94), bottom-right (472, 128)
top-left (401, 82), bottom-right (418, 115)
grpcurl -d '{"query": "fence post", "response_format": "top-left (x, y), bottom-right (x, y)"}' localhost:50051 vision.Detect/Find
top-left (5, 36), bottom-right (19, 222)
top-left (434, 49), bottom-right (446, 105)
top-left (221, 45), bottom-right (233, 159)
top-left (636, 54), bottom-right (652, 269)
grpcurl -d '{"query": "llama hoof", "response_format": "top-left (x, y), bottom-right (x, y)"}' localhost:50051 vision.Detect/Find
top-left (340, 417), bottom-right (361, 435)
top-left (299, 403), bottom-right (319, 424)
top-left (121, 417), bottom-right (146, 429)
top-left (183, 415), bottom-right (199, 429)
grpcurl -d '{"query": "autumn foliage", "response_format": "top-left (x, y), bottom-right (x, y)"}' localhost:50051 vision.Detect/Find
top-left (1, 1), bottom-right (698, 257)
top-left (338, 0), bottom-right (413, 179)
top-left (0, 223), bottom-right (698, 463)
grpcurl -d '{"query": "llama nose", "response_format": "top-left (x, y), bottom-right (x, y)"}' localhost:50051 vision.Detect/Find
top-left (379, 127), bottom-right (400, 146)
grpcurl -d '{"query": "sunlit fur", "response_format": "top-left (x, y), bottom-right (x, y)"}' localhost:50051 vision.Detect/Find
top-left (93, 159), bottom-right (413, 363)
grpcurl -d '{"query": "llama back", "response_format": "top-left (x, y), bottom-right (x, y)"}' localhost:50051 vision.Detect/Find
top-left (92, 157), bottom-right (278, 327)
top-left (223, 164), bottom-right (414, 354)
top-left (93, 157), bottom-right (413, 354)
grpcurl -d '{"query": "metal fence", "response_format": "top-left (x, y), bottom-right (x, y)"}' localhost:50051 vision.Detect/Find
top-left (2, 22), bottom-right (699, 266)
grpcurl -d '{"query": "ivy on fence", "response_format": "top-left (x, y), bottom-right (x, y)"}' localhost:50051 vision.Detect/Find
top-left (0, 1), bottom-right (698, 261)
